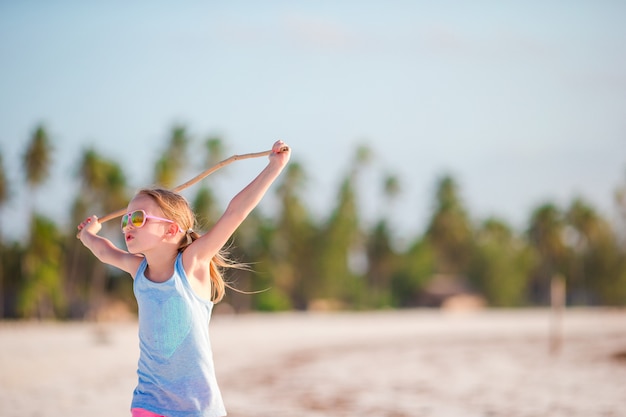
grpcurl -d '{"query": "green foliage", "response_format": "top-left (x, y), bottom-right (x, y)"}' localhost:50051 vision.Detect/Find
top-left (192, 186), bottom-right (219, 232)
top-left (0, 152), bottom-right (7, 317)
top-left (193, 137), bottom-right (225, 232)
top-left (526, 204), bottom-right (567, 304)
top-left (316, 176), bottom-right (362, 306)
top-left (254, 288), bottom-right (293, 312)
top-left (19, 215), bottom-right (65, 318)
top-left (1, 242), bottom-right (24, 318)
top-left (1, 125), bottom-right (625, 319)
top-left (0, 152), bottom-right (8, 206)
top-left (204, 136), bottom-right (226, 166)
top-left (469, 219), bottom-right (534, 307)
top-left (153, 126), bottom-right (190, 188)
top-left (391, 239), bottom-right (436, 307)
top-left (425, 174), bottom-right (473, 274)
top-left (23, 125), bottom-right (53, 188)
top-left (270, 162), bottom-right (317, 309)
top-left (77, 148), bottom-right (129, 215)
top-left (365, 220), bottom-right (396, 308)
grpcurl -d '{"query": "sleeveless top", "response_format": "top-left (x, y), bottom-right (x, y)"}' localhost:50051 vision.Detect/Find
top-left (131, 253), bottom-right (226, 417)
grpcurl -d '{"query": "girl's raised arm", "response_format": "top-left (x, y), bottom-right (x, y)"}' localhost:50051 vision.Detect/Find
top-left (77, 215), bottom-right (143, 276)
top-left (184, 141), bottom-right (290, 265)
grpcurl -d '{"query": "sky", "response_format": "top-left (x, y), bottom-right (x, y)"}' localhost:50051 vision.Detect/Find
top-left (1, 1), bottom-right (625, 243)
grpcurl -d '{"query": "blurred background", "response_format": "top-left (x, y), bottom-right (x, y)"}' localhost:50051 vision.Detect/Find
top-left (1, 1), bottom-right (625, 319)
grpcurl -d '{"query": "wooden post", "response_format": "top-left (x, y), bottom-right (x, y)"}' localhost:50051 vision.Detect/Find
top-left (549, 274), bottom-right (566, 355)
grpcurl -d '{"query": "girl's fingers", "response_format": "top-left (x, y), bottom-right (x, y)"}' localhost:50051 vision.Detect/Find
top-left (78, 216), bottom-right (98, 230)
top-left (76, 216), bottom-right (100, 239)
top-left (272, 140), bottom-right (289, 153)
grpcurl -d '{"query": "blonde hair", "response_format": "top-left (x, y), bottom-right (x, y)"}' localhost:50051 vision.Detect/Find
top-left (137, 188), bottom-right (247, 302)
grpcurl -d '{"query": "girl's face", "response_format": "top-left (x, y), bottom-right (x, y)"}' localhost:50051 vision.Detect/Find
top-left (123, 195), bottom-right (177, 253)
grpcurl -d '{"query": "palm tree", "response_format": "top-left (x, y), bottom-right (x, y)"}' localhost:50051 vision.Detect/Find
top-left (23, 125), bottom-right (52, 210)
top-left (192, 136), bottom-right (226, 231)
top-left (392, 238), bottom-right (436, 307)
top-left (21, 125), bottom-right (55, 318)
top-left (0, 151), bottom-right (7, 215)
top-left (153, 125), bottom-right (190, 188)
top-left (68, 147), bottom-right (129, 318)
top-left (19, 215), bottom-right (64, 318)
top-left (365, 221), bottom-right (395, 307)
top-left (383, 174), bottom-right (401, 202)
top-left (566, 198), bottom-right (626, 305)
top-left (564, 198), bottom-right (599, 304)
top-left (0, 151), bottom-right (9, 317)
top-left (468, 218), bottom-right (533, 306)
top-left (204, 136), bottom-right (226, 166)
top-left (269, 162), bottom-right (315, 310)
top-left (615, 171), bottom-right (626, 244)
top-left (365, 173), bottom-right (402, 307)
top-left (315, 145), bottom-right (372, 308)
top-left (316, 176), bottom-right (360, 306)
top-left (425, 174), bottom-right (473, 275)
top-left (527, 203), bottom-right (566, 305)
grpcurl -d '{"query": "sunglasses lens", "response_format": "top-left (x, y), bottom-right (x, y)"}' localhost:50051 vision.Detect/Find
top-left (121, 211), bottom-right (147, 232)
top-left (121, 214), bottom-right (129, 231)
top-left (131, 210), bottom-right (145, 227)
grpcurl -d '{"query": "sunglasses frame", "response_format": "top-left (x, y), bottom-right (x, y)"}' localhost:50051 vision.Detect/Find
top-left (121, 209), bottom-right (180, 233)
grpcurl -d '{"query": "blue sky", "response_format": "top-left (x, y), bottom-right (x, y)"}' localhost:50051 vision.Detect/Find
top-left (1, 1), bottom-right (625, 242)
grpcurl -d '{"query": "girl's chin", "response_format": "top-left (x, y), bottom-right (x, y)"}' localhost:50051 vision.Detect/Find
top-left (125, 243), bottom-right (140, 254)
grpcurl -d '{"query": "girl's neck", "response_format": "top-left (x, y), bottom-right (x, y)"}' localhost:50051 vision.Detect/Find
top-left (142, 248), bottom-right (179, 283)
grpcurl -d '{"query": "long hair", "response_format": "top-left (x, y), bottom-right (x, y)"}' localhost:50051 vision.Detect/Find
top-left (137, 188), bottom-right (247, 302)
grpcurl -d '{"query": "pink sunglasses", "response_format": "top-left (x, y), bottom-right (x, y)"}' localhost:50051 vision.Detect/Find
top-left (121, 209), bottom-right (182, 233)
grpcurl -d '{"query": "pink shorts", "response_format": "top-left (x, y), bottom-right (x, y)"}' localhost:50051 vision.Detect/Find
top-left (131, 408), bottom-right (166, 417)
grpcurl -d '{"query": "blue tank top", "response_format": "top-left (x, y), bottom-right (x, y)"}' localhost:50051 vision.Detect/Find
top-left (131, 253), bottom-right (226, 417)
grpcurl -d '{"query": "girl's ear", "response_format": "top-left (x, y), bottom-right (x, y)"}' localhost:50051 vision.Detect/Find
top-left (166, 222), bottom-right (181, 236)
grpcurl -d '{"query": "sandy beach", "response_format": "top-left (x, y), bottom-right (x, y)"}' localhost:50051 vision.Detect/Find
top-left (1, 309), bottom-right (624, 417)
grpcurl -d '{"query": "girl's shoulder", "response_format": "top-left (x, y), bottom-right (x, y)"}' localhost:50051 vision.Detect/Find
top-left (124, 254), bottom-right (146, 279)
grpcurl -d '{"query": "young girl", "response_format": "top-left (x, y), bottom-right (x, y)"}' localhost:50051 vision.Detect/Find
top-left (77, 140), bottom-right (290, 417)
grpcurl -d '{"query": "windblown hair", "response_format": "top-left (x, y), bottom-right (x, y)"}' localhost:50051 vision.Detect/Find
top-left (137, 188), bottom-right (247, 303)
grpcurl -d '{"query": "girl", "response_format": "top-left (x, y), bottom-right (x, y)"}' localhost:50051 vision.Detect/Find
top-left (77, 140), bottom-right (290, 417)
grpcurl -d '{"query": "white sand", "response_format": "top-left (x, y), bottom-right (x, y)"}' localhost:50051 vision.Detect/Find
top-left (1, 309), bottom-right (624, 417)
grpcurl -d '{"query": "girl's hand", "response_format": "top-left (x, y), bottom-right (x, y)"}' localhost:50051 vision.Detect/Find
top-left (270, 140), bottom-right (290, 167)
top-left (77, 215), bottom-right (102, 239)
